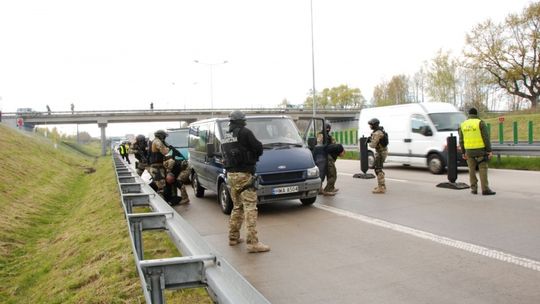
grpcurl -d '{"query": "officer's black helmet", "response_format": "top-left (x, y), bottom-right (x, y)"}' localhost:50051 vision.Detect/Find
top-left (154, 129), bottom-right (168, 139)
top-left (136, 134), bottom-right (145, 142)
top-left (325, 122), bottom-right (331, 130)
top-left (368, 118), bottom-right (380, 127)
top-left (229, 110), bottom-right (246, 121)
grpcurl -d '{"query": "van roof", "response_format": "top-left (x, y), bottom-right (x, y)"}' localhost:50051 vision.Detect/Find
top-left (190, 115), bottom-right (292, 125)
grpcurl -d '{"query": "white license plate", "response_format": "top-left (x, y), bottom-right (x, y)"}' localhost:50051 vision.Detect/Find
top-left (272, 186), bottom-right (299, 195)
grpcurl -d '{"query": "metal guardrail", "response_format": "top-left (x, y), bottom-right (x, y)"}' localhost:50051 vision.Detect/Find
top-left (112, 154), bottom-right (270, 304)
top-left (491, 143), bottom-right (540, 156)
top-left (343, 143), bottom-right (540, 157)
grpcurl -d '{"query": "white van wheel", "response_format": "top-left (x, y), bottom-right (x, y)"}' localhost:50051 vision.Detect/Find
top-left (428, 154), bottom-right (444, 174)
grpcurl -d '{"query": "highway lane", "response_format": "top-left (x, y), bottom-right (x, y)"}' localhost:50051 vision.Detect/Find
top-left (170, 160), bottom-right (540, 303)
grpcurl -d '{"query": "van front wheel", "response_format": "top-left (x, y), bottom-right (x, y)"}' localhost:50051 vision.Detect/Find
top-left (192, 172), bottom-right (205, 197)
top-left (428, 154), bottom-right (445, 174)
top-left (300, 197), bottom-right (316, 205)
top-left (218, 182), bottom-right (233, 214)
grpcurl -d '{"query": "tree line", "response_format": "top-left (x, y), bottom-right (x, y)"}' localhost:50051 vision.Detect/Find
top-left (283, 2), bottom-right (540, 112)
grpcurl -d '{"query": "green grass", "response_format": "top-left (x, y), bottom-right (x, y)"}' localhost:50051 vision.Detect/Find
top-left (0, 125), bottom-right (211, 303)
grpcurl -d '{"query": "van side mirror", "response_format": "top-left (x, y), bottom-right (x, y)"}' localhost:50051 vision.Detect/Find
top-left (207, 143), bottom-right (214, 157)
top-left (307, 137), bottom-right (316, 149)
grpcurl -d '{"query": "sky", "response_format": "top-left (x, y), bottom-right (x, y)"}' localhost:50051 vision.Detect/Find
top-left (0, 0), bottom-right (534, 137)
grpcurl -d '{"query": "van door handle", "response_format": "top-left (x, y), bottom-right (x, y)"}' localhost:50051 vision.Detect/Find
top-left (404, 139), bottom-right (412, 143)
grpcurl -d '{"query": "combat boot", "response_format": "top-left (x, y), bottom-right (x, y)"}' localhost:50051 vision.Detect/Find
top-left (247, 242), bottom-right (271, 253)
top-left (229, 238), bottom-right (244, 246)
top-left (372, 186), bottom-right (386, 194)
top-left (179, 197), bottom-right (190, 204)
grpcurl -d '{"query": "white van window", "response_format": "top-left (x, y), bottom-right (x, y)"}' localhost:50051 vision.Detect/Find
top-left (428, 112), bottom-right (467, 131)
top-left (411, 114), bottom-right (430, 135)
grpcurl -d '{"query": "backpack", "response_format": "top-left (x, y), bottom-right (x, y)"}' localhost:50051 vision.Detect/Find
top-left (379, 129), bottom-right (389, 147)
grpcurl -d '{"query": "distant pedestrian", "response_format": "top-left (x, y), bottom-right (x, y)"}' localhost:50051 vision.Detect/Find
top-left (368, 118), bottom-right (388, 194)
top-left (458, 107), bottom-right (496, 195)
top-left (70, 103), bottom-right (74, 114)
top-left (150, 102), bottom-right (154, 111)
top-left (46, 105), bottom-right (51, 115)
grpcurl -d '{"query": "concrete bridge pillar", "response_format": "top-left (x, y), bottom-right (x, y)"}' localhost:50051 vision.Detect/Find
top-left (98, 119), bottom-right (108, 156)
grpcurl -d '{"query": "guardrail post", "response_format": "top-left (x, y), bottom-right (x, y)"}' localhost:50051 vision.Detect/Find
top-left (132, 220), bottom-right (144, 260)
top-left (529, 121), bottom-right (533, 144)
top-left (513, 121), bottom-right (518, 144)
top-left (147, 268), bottom-right (165, 304)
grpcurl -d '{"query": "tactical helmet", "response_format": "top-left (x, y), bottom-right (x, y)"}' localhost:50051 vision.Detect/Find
top-left (368, 118), bottom-right (380, 127)
top-left (325, 122), bottom-right (331, 130)
top-left (154, 129), bottom-right (168, 139)
top-left (229, 110), bottom-right (246, 121)
top-left (136, 134), bottom-right (145, 142)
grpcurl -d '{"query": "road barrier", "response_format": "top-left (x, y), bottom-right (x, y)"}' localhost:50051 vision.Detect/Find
top-left (112, 154), bottom-right (270, 304)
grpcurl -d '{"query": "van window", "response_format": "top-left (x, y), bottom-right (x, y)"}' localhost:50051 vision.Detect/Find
top-left (189, 123), bottom-right (210, 152)
top-left (411, 114), bottom-right (430, 135)
top-left (219, 118), bottom-right (303, 145)
top-left (429, 112), bottom-right (467, 131)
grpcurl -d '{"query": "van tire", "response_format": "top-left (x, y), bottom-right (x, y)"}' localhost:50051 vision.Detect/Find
top-left (428, 154), bottom-right (445, 174)
top-left (218, 182), bottom-right (233, 214)
top-left (192, 172), bottom-right (205, 197)
top-left (300, 197), bottom-right (317, 205)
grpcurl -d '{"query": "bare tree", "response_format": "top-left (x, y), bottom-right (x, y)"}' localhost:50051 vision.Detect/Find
top-left (463, 2), bottom-right (540, 110)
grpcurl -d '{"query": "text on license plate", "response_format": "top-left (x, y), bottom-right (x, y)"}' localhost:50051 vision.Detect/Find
top-left (272, 186), bottom-right (299, 195)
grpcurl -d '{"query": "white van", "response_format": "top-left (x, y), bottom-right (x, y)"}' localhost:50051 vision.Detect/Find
top-left (358, 102), bottom-right (467, 174)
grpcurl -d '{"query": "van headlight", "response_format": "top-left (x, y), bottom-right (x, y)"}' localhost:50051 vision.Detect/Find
top-left (307, 166), bottom-right (319, 178)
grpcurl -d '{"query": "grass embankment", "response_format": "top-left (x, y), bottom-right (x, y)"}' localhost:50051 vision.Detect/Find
top-left (483, 111), bottom-right (540, 142)
top-left (0, 125), bottom-right (210, 303)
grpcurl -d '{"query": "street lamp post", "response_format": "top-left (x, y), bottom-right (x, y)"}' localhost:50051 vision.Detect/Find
top-left (194, 60), bottom-right (228, 117)
top-left (310, 0), bottom-right (317, 117)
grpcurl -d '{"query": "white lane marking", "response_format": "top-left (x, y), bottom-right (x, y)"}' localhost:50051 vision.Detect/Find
top-left (338, 172), bottom-right (408, 183)
top-left (316, 204), bottom-right (540, 272)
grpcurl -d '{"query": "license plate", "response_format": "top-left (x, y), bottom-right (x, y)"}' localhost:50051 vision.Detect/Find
top-left (272, 186), bottom-right (299, 195)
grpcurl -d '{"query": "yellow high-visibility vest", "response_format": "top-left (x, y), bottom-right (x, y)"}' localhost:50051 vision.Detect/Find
top-left (461, 118), bottom-right (485, 149)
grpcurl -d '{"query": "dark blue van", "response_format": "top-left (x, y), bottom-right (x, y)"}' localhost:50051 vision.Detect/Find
top-left (188, 115), bottom-right (322, 214)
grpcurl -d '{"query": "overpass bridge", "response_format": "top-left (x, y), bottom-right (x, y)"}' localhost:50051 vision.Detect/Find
top-left (1, 108), bottom-right (358, 155)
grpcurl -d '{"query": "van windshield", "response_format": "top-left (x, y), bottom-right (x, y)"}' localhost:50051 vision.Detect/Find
top-left (219, 118), bottom-right (303, 146)
top-left (429, 112), bottom-right (466, 131)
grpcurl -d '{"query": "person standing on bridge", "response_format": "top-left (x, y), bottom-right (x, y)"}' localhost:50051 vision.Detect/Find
top-left (70, 103), bottom-right (74, 114)
top-left (459, 108), bottom-right (496, 195)
top-left (223, 110), bottom-right (269, 253)
top-left (46, 105), bottom-right (51, 115)
top-left (368, 118), bottom-right (388, 194)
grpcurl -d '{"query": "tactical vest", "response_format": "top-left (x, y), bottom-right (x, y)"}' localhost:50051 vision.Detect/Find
top-left (461, 118), bottom-right (485, 149)
top-left (222, 128), bottom-right (249, 169)
top-left (150, 139), bottom-right (165, 164)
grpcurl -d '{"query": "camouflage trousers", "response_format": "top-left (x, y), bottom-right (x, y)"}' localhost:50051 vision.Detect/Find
top-left (149, 164), bottom-right (166, 193)
top-left (323, 155), bottom-right (337, 192)
top-left (227, 172), bottom-right (259, 245)
top-left (374, 150), bottom-right (388, 187)
top-left (466, 155), bottom-right (490, 192)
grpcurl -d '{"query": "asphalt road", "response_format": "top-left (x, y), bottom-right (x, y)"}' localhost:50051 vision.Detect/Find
top-left (172, 160), bottom-right (540, 303)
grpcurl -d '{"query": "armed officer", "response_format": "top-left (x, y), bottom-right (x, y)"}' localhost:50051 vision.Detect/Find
top-left (131, 134), bottom-right (149, 176)
top-left (368, 118), bottom-right (388, 194)
top-left (222, 110), bottom-right (269, 253)
top-left (149, 129), bottom-right (171, 197)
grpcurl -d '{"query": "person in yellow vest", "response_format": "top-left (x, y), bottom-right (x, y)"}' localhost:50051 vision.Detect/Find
top-left (458, 108), bottom-right (496, 195)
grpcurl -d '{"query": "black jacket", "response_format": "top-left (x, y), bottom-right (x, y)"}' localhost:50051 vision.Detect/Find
top-left (227, 121), bottom-right (263, 173)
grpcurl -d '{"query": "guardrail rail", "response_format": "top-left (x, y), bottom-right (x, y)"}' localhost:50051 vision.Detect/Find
top-left (112, 154), bottom-right (270, 304)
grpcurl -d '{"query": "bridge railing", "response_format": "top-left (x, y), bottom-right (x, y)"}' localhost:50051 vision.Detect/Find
top-left (112, 154), bottom-right (270, 304)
